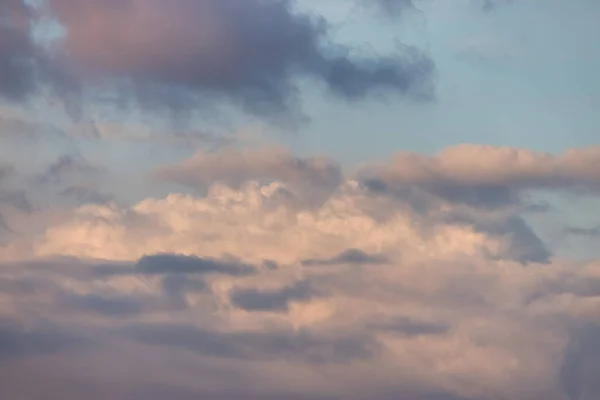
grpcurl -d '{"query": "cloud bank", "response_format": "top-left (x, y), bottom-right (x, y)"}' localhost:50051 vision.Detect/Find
top-left (1, 143), bottom-right (600, 399)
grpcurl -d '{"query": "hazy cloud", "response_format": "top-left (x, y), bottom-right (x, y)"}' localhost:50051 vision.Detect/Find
top-left (564, 225), bottom-right (600, 238)
top-left (303, 248), bottom-right (388, 266)
top-left (230, 280), bottom-right (316, 312)
top-left (38, 0), bottom-right (434, 121)
top-left (0, 0), bottom-right (36, 101)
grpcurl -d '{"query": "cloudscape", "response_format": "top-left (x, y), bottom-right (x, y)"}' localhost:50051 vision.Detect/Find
top-left (1, 0), bottom-right (600, 399)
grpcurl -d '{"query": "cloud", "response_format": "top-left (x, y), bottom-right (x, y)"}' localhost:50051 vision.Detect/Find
top-left (230, 280), bottom-right (316, 312)
top-left (135, 254), bottom-right (256, 276)
top-left (302, 248), bottom-right (388, 266)
top-left (0, 162), bottom-right (32, 235)
top-left (124, 323), bottom-right (376, 364)
top-left (154, 146), bottom-right (343, 204)
top-left (363, 144), bottom-right (600, 189)
top-left (59, 185), bottom-right (114, 205)
top-left (37, 154), bottom-right (100, 185)
top-left (59, 292), bottom-right (148, 317)
top-left (36, 0), bottom-right (434, 122)
top-left (360, 145), bottom-right (600, 210)
top-left (367, 0), bottom-right (417, 16)
top-left (560, 324), bottom-right (600, 400)
top-left (4, 144), bottom-right (600, 398)
top-left (564, 225), bottom-right (600, 238)
top-left (0, 0), bottom-right (37, 102)
top-left (0, 325), bottom-right (81, 358)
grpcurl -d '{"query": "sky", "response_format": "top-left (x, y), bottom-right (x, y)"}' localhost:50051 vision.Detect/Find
top-left (1, 0), bottom-right (600, 399)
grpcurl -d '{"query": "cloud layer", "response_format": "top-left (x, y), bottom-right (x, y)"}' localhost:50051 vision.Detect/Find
top-left (1, 143), bottom-right (600, 399)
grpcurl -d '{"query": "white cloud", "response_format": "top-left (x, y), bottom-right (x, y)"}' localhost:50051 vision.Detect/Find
top-left (1, 144), bottom-right (600, 399)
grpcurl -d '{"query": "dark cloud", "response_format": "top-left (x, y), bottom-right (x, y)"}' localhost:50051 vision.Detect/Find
top-left (0, 0), bottom-right (81, 115)
top-left (136, 254), bottom-right (255, 276)
top-left (561, 325), bottom-right (600, 400)
top-left (0, 187), bottom-right (32, 212)
top-left (124, 323), bottom-right (377, 364)
top-left (477, 216), bottom-right (551, 264)
top-left (564, 225), bottom-right (600, 238)
top-left (90, 254), bottom-right (257, 279)
top-left (161, 275), bottom-right (207, 308)
top-left (427, 183), bottom-right (519, 209)
top-left (362, 177), bottom-right (521, 212)
top-left (37, 154), bottom-right (100, 185)
top-left (0, 162), bottom-right (32, 234)
top-left (60, 293), bottom-right (147, 317)
top-left (0, 163), bottom-right (31, 212)
top-left (230, 280), bottom-right (316, 312)
top-left (370, 317), bottom-right (448, 337)
top-left (0, 0), bottom-right (37, 101)
top-left (0, 324), bottom-right (81, 358)
top-left (360, 145), bottom-right (600, 210)
top-left (303, 248), bottom-right (388, 266)
top-left (41, 0), bottom-right (434, 121)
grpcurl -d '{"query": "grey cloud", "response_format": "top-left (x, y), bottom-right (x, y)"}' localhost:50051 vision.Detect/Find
top-left (59, 185), bottom-right (114, 205)
top-left (427, 183), bottom-right (519, 209)
top-left (436, 214), bottom-right (551, 264)
top-left (361, 145), bottom-right (600, 211)
top-left (154, 147), bottom-right (343, 205)
top-left (60, 293), bottom-right (147, 317)
top-left (0, 162), bottom-right (32, 234)
top-left (370, 317), bottom-right (448, 337)
top-left (564, 225), bottom-right (600, 238)
top-left (0, 188), bottom-right (32, 212)
top-left (0, 324), bottom-right (81, 358)
top-left (0, 163), bottom-right (32, 212)
top-left (479, 216), bottom-right (551, 264)
top-left (303, 248), bottom-right (388, 266)
top-left (91, 254), bottom-right (256, 278)
top-left (0, 0), bottom-right (36, 101)
top-left (37, 154), bottom-right (100, 185)
top-left (367, 0), bottom-right (417, 16)
top-left (0, 0), bottom-right (81, 115)
top-left (42, 0), bottom-right (434, 122)
top-left (561, 325), bottom-right (600, 400)
top-left (124, 323), bottom-right (377, 364)
top-left (136, 254), bottom-right (255, 276)
top-left (161, 275), bottom-right (207, 308)
top-left (230, 280), bottom-right (316, 312)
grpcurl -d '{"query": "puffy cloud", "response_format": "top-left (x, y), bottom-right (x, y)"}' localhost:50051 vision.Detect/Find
top-left (154, 146), bottom-right (343, 205)
top-left (34, 0), bottom-right (434, 121)
top-left (2, 144), bottom-right (600, 398)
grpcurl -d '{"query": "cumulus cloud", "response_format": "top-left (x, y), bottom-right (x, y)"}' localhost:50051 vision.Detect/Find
top-left (360, 144), bottom-right (600, 209)
top-left (154, 146), bottom-right (343, 205)
top-left (11, 0), bottom-right (431, 122)
top-left (2, 144), bottom-right (600, 398)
